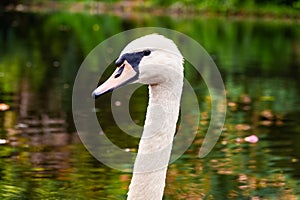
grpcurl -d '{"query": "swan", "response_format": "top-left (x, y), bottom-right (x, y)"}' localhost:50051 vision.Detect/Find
top-left (92, 34), bottom-right (184, 200)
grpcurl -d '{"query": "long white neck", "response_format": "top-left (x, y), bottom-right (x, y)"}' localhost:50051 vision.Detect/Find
top-left (127, 78), bottom-right (183, 200)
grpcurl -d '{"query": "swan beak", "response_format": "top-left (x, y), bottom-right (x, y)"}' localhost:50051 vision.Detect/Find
top-left (92, 60), bottom-right (138, 98)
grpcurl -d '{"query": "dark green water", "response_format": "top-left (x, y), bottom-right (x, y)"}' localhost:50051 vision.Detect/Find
top-left (0, 11), bottom-right (300, 199)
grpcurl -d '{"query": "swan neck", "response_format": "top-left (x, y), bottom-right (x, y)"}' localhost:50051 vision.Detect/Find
top-left (127, 81), bottom-right (183, 200)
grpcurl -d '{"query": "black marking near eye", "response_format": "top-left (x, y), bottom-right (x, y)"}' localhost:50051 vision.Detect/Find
top-left (143, 50), bottom-right (151, 56)
top-left (115, 57), bottom-right (125, 67)
top-left (114, 64), bottom-right (125, 78)
top-left (115, 50), bottom-right (151, 68)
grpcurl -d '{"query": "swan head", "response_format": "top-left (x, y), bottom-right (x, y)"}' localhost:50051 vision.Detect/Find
top-left (92, 34), bottom-right (184, 98)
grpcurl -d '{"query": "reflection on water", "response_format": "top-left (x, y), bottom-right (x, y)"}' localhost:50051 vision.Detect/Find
top-left (0, 11), bottom-right (300, 199)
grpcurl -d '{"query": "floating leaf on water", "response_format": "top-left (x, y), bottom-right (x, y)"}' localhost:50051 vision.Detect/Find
top-left (0, 103), bottom-right (10, 111)
top-left (228, 102), bottom-right (237, 108)
top-left (260, 120), bottom-right (273, 126)
top-left (235, 124), bottom-right (251, 131)
top-left (240, 94), bottom-right (252, 104)
top-left (0, 139), bottom-right (7, 144)
top-left (260, 110), bottom-right (274, 119)
top-left (244, 135), bottom-right (259, 143)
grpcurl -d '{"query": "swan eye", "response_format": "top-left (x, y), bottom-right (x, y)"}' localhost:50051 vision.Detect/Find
top-left (143, 50), bottom-right (151, 56)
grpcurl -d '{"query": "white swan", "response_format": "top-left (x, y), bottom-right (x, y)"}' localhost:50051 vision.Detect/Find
top-left (92, 34), bottom-right (184, 200)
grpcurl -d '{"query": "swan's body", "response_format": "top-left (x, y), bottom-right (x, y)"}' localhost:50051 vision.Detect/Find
top-left (92, 34), bottom-right (183, 200)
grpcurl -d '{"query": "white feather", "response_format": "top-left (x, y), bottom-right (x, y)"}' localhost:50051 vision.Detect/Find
top-left (123, 34), bottom-right (184, 200)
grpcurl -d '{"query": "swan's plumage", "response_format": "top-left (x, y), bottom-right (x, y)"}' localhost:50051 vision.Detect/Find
top-left (93, 34), bottom-right (184, 200)
top-left (119, 34), bottom-right (183, 58)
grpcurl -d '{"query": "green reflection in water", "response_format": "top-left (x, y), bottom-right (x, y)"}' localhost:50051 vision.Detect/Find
top-left (0, 11), bottom-right (300, 199)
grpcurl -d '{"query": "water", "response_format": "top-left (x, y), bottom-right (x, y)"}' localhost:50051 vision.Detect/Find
top-left (0, 11), bottom-right (300, 199)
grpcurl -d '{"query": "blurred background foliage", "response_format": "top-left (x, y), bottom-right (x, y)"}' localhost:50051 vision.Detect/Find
top-left (1, 0), bottom-right (300, 14)
top-left (0, 0), bottom-right (300, 199)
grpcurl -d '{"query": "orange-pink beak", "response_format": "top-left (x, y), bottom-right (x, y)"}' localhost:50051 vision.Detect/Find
top-left (92, 60), bottom-right (138, 98)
